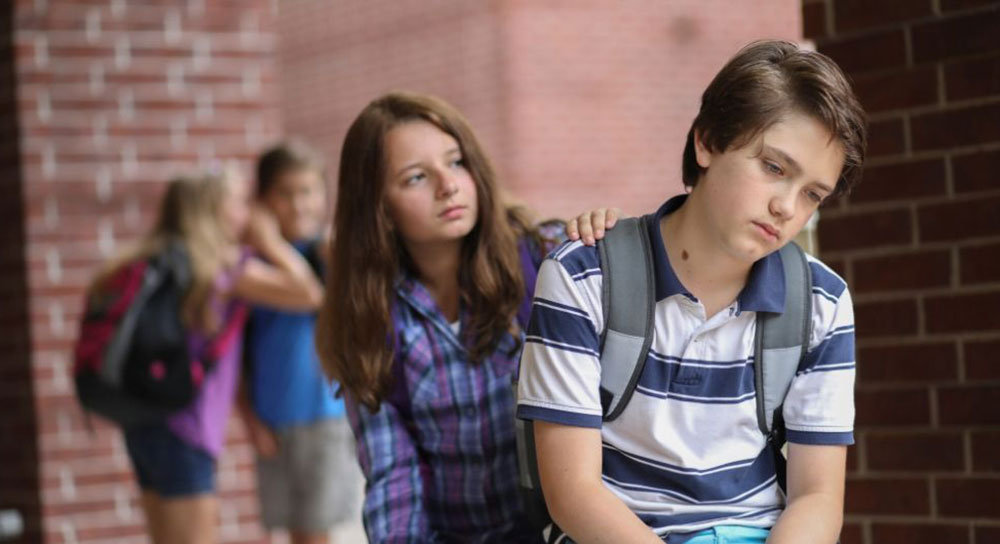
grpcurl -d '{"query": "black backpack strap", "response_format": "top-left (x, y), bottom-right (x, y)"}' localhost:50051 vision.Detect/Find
top-left (597, 215), bottom-right (657, 421)
top-left (754, 242), bottom-right (812, 491)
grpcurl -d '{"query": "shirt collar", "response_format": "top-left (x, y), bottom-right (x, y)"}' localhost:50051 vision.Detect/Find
top-left (647, 194), bottom-right (786, 313)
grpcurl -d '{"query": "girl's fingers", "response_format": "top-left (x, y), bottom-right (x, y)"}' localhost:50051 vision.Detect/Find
top-left (606, 207), bottom-right (623, 228)
top-left (577, 212), bottom-right (595, 245)
top-left (590, 209), bottom-right (607, 241)
top-left (566, 217), bottom-right (581, 240)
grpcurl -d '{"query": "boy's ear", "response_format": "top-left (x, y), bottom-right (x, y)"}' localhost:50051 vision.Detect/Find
top-left (693, 129), bottom-right (713, 169)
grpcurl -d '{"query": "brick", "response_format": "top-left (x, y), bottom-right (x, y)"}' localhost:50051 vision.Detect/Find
top-left (853, 249), bottom-right (951, 293)
top-left (847, 441), bottom-right (859, 472)
top-left (845, 477), bottom-right (931, 515)
top-left (854, 298), bottom-right (920, 339)
top-left (937, 477), bottom-right (1000, 517)
top-left (911, 102), bottom-right (1000, 152)
top-left (912, 8), bottom-right (1000, 64)
top-left (938, 385), bottom-right (1000, 425)
top-left (965, 339), bottom-right (1000, 381)
top-left (961, 243), bottom-right (1000, 286)
top-left (866, 117), bottom-right (906, 158)
top-left (942, 0), bottom-right (998, 10)
top-left (971, 431), bottom-right (1000, 471)
top-left (855, 387), bottom-right (931, 426)
top-left (802, 2), bottom-right (827, 40)
top-left (945, 53), bottom-right (1000, 101)
top-left (871, 523), bottom-right (969, 544)
top-left (952, 149), bottom-right (1000, 194)
top-left (818, 28), bottom-right (907, 74)
top-left (925, 291), bottom-right (1000, 333)
top-left (975, 526), bottom-right (1000, 542)
top-left (824, 257), bottom-right (847, 279)
top-left (919, 196), bottom-right (1000, 243)
top-left (818, 208), bottom-right (912, 252)
top-left (849, 158), bottom-right (946, 204)
top-left (866, 431), bottom-right (965, 471)
top-left (840, 523), bottom-right (863, 544)
top-left (858, 342), bottom-right (958, 384)
top-left (852, 67), bottom-right (939, 113)
top-left (833, 0), bottom-right (933, 34)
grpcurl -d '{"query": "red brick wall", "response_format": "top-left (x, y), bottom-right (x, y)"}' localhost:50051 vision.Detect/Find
top-left (804, 0), bottom-right (1000, 541)
top-left (12, 1), bottom-right (282, 542)
top-left (276, 0), bottom-right (802, 219)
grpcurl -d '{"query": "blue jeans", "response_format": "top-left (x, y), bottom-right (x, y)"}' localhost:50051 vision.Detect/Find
top-left (669, 525), bottom-right (771, 544)
top-left (557, 525), bottom-right (770, 544)
top-left (124, 424), bottom-right (215, 497)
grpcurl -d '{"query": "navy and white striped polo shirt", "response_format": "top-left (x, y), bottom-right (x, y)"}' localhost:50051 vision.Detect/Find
top-left (516, 196), bottom-right (855, 536)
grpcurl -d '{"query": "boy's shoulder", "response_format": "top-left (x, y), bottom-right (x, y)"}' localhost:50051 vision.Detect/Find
top-left (804, 252), bottom-right (849, 303)
top-left (544, 239), bottom-right (602, 280)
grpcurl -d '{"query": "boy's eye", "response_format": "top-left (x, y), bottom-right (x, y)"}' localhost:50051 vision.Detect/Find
top-left (805, 190), bottom-right (824, 204)
top-left (763, 160), bottom-right (784, 176)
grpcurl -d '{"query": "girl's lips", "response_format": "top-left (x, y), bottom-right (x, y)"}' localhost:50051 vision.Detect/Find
top-left (439, 205), bottom-right (467, 220)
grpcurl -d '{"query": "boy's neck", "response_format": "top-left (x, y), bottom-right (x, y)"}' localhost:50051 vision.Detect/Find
top-left (660, 202), bottom-right (753, 318)
top-left (405, 240), bottom-right (462, 322)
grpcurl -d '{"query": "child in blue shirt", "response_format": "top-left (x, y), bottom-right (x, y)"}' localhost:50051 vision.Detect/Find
top-left (517, 40), bottom-right (867, 544)
top-left (241, 142), bottom-right (362, 544)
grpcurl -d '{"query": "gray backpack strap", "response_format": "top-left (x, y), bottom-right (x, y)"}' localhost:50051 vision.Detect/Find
top-left (754, 242), bottom-right (812, 438)
top-left (598, 216), bottom-right (657, 421)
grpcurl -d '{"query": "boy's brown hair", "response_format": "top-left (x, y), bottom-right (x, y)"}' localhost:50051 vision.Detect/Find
top-left (682, 40), bottom-right (867, 198)
top-left (255, 140), bottom-right (326, 197)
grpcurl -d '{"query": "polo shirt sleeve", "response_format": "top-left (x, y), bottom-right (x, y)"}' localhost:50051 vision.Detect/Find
top-left (782, 260), bottom-right (856, 446)
top-left (516, 243), bottom-right (605, 428)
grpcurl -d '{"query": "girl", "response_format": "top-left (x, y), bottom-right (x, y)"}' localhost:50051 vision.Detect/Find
top-left (316, 92), bottom-right (614, 543)
top-left (92, 168), bottom-right (323, 544)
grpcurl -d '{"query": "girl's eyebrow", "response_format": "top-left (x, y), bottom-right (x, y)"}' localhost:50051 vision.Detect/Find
top-left (394, 161), bottom-right (422, 177)
top-left (395, 147), bottom-right (462, 176)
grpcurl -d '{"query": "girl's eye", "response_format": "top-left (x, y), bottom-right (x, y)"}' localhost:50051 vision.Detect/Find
top-left (405, 172), bottom-right (426, 185)
top-left (763, 160), bottom-right (784, 176)
top-left (450, 158), bottom-right (465, 169)
top-left (805, 190), bottom-right (824, 204)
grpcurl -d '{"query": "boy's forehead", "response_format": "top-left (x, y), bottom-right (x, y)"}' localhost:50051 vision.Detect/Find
top-left (274, 166), bottom-right (325, 188)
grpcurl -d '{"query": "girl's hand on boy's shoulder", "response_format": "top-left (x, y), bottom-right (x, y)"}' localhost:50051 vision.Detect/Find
top-left (567, 207), bottom-right (625, 246)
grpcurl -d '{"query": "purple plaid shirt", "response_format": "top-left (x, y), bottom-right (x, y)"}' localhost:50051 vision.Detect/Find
top-left (346, 233), bottom-right (561, 544)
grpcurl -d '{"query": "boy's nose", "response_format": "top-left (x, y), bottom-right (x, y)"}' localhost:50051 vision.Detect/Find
top-left (769, 189), bottom-right (796, 219)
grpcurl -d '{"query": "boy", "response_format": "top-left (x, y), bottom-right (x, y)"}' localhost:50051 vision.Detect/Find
top-left (240, 141), bottom-right (362, 544)
top-left (516, 40), bottom-right (866, 543)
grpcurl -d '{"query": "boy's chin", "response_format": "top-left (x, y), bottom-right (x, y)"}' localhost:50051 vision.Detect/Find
top-left (284, 224), bottom-right (321, 241)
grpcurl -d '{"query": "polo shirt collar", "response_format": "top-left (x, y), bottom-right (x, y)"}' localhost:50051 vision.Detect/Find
top-left (647, 194), bottom-right (786, 314)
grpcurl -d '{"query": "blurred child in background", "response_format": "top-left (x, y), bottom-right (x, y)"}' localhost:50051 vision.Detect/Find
top-left (240, 142), bottom-right (363, 544)
top-left (96, 168), bottom-right (323, 544)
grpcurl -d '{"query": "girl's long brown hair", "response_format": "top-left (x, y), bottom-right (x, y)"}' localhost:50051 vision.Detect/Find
top-left (90, 172), bottom-right (232, 333)
top-left (317, 92), bottom-right (539, 411)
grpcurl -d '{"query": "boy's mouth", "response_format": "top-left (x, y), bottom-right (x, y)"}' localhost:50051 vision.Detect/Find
top-left (752, 221), bottom-right (780, 241)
